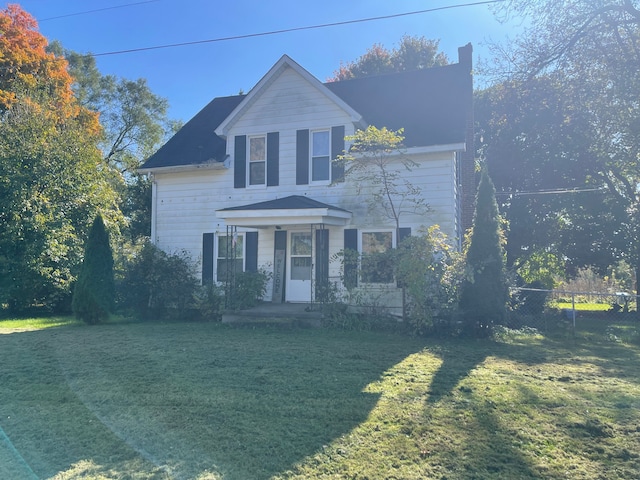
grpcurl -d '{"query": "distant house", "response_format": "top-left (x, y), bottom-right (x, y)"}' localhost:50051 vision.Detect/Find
top-left (140, 44), bottom-right (475, 306)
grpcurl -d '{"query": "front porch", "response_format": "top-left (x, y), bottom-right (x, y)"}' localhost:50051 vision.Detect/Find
top-left (221, 302), bottom-right (324, 327)
top-left (216, 195), bottom-right (352, 305)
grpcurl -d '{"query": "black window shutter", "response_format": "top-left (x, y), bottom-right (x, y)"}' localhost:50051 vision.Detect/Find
top-left (343, 228), bottom-right (358, 290)
top-left (266, 132), bottom-right (279, 187)
top-left (245, 231), bottom-right (258, 272)
top-left (315, 229), bottom-right (329, 301)
top-left (296, 129), bottom-right (309, 185)
top-left (202, 233), bottom-right (214, 284)
top-left (234, 135), bottom-right (246, 188)
top-left (398, 227), bottom-right (411, 245)
top-left (331, 125), bottom-right (345, 183)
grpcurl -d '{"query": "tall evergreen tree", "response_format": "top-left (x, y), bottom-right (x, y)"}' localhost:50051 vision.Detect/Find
top-left (459, 168), bottom-right (508, 337)
top-left (72, 215), bottom-right (114, 324)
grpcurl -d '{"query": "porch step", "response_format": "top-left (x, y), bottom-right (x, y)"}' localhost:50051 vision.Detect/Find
top-left (221, 302), bottom-right (324, 327)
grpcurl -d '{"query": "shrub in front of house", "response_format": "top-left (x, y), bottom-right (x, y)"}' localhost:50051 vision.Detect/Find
top-left (193, 283), bottom-right (225, 321)
top-left (394, 226), bottom-right (461, 335)
top-left (118, 240), bottom-right (199, 321)
top-left (224, 269), bottom-right (270, 310)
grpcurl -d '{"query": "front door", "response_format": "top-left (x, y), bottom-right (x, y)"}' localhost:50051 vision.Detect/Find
top-left (286, 231), bottom-right (312, 302)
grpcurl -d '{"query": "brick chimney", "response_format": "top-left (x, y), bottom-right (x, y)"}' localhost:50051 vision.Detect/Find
top-left (458, 43), bottom-right (476, 235)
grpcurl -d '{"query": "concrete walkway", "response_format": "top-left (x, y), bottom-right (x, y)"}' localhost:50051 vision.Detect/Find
top-left (221, 302), bottom-right (324, 327)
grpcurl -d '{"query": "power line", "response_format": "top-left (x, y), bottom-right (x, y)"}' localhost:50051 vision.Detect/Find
top-left (495, 187), bottom-right (604, 197)
top-left (89, 0), bottom-right (504, 57)
top-left (38, 1), bottom-right (161, 22)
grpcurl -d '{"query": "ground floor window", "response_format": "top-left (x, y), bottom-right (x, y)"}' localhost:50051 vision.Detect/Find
top-left (360, 230), bottom-right (395, 284)
top-left (217, 234), bottom-right (244, 282)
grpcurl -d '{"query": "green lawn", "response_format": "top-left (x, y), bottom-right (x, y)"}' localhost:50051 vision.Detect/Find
top-left (553, 302), bottom-right (613, 311)
top-left (1, 318), bottom-right (639, 479)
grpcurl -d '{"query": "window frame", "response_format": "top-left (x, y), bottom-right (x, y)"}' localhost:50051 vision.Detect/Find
top-left (359, 229), bottom-right (396, 285)
top-left (310, 128), bottom-right (331, 184)
top-left (216, 233), bottom-right (245, 282)
top-left (247, 135), bottom-right (267, 187)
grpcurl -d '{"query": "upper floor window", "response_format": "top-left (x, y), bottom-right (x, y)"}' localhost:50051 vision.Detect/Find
top-left (296, 126), bottom-right (344, 186)
top-left (311, 129), bottom-right (330, 182)
top-left (249, 135), bottom-right (266, 186)
top-left (234, 132), bottom-right (279, 189)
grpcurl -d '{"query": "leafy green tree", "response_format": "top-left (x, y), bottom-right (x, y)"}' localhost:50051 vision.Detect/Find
top-left (329, 35), bottom-right (448, 81)
top-left (515, 250), bottom-right (564, 290)
top-left (459, 168), bottom-right (508, 336)
top-left (476, 76), bottom-right (626, 274)
top-left (338, 126), bottom-right (429, 235)
top-left (72, 215), bottom-right (115, 324)
top-left (487, 0), bottom-right (640, 299)
top-left (0, 6), bottom-right (121, 312)
top-left (47, 43), bottom-right (172, 175)
top-left (48, 42), bottom-right (175, 241)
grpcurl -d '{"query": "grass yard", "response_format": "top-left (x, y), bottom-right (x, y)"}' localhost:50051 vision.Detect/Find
top-left (1, 317), bottom-right (639, 479)
top-left (554, 302), bottom-right (614, 311)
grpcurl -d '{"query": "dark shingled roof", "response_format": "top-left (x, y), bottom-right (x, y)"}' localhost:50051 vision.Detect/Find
top-left (141, 95), bottom-right (245, 170)
top-left (326, 62), bottom-right (470, 148)
top-left (141, 60), bottom-right (470, 170)
top-left (218, 195), bottom-right (350, 212)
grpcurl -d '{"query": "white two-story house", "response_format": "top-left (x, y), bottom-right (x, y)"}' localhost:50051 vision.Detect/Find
top-left (140, 44), bottom-right (475, 306)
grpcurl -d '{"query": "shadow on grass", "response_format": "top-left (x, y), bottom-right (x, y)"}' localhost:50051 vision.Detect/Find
top-left (422, 339), bottom-right (549, 477)
top-left (426, 340), bottom-right (490, 404)
top-left (3, 320), bottom-right (638, 479)
top-left (423, 327), bottom-right (640, 479)
top-left (0, 324), bottom-right (426, 480)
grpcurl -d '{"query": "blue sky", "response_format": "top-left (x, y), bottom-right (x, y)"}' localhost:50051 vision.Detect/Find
top-left (9, 1), bottom-right (523, 122)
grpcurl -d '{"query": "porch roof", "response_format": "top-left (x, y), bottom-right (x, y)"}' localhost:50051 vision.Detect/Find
top-left (216, 195), bottom-right (352, 227)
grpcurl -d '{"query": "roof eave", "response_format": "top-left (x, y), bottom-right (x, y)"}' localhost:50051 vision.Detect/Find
top-left (139, 160), bottom-right (228, 175)
top-left (216, 207), bottom-right (352, 227)
top-left (404, 143), bottom-right (467, 155)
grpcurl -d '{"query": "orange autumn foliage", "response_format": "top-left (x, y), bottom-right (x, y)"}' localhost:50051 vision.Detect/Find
top-left (0, 4), bottom-right (100, 134)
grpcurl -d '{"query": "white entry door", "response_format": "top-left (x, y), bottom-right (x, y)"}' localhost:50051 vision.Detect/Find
top-left (286, 231), bottom-right (312, 302)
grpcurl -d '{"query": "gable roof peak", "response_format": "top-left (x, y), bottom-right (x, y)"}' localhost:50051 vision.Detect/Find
top-left (214, 54), bottom-right (363, 138)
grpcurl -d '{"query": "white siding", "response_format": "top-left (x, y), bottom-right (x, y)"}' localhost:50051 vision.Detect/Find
top-left (150, 62), bottom-right (461, 301)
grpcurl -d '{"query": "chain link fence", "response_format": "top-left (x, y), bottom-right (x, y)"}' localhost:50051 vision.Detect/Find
top-left (509, 287), bottom-right (639, 335)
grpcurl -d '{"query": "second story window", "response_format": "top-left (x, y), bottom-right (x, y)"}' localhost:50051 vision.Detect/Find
top-left (311, 130), bottom-right (330, 182)
top-left (249, 135), bottom-right (266, 186)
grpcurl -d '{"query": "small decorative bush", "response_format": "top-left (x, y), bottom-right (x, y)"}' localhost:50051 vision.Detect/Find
top-left (193, 283), bottom-right (224, 321)
top-left (225, 269), bottom-right (270, 310)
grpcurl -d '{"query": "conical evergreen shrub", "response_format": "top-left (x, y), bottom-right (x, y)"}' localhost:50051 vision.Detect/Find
top-left (459, 168), bottom-right (508, 336)
top-left (72, 214), bottom-right (114, 324)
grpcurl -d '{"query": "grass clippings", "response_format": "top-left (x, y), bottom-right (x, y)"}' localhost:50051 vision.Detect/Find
top-left (0, 318), bottom-right (639, 479)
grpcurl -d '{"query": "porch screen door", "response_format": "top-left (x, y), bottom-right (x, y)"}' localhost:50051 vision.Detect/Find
top-left (287, 231), bottom-right (312, 302)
